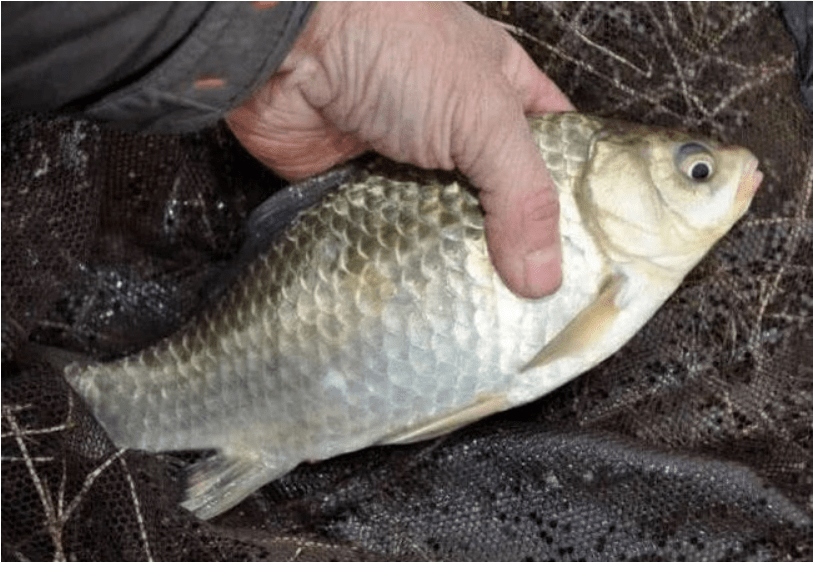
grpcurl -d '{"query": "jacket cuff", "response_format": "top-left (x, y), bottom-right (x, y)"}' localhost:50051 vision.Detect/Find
top-left (85, 1), bottom-right (314, 133)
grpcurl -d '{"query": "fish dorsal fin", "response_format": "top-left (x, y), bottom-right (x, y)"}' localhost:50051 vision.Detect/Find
top-left (206, 165), bottom-right (360, 301)
top-left (522, 273), bottom-right (625, 372)
top-left (241, 165), bottom-right (359, 260)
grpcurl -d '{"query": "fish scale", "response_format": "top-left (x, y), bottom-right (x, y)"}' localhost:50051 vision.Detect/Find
top-left (65, 112), bottom-right (762, 519)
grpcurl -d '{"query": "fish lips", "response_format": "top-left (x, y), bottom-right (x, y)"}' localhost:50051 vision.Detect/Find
top-left (738, 156), bottom-right (763, 198)
top-left (736, 155), bottom-right (763, 214)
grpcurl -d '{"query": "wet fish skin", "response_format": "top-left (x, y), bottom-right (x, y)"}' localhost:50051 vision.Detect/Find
top-left (65, 113), bottom-right (762, 519)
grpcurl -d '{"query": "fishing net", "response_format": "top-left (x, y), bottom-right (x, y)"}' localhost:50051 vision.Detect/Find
top-left (2, 2), bottom-right (811, 560)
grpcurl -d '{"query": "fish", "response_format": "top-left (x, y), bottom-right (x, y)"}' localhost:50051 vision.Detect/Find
top-left (63, 112), bottom-right (763, 520)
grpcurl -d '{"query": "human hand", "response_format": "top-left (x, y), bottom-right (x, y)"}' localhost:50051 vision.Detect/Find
top-left (227, 1), bottom-right (574, 298)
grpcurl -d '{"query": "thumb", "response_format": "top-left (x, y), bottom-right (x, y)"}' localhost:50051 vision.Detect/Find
top-left (465, 109), bottom-right (562, 299)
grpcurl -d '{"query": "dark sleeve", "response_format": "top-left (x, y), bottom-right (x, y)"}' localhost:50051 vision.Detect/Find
top-left (1, 1), bottom-right (314, 132)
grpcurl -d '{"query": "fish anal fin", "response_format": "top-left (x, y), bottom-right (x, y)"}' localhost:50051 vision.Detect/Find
top-left (181, 453), bottom-right (281, 520)
top-left (522, 273), bottom-right (625, 372)
top-left (379, 394), bottom-right (508, 445)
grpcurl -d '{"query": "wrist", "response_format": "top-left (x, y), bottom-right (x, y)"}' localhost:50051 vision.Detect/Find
top-left (278, 1), bottom-right (346, 73)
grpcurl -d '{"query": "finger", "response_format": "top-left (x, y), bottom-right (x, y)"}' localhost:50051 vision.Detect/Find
top-left (503, 39), bottom-right (575, 114)
top-left (462, 102), bottom-right (563, 299)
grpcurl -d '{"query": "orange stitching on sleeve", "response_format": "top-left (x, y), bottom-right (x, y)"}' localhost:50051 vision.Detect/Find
top-left (194, 77), bottom-right (227, 90)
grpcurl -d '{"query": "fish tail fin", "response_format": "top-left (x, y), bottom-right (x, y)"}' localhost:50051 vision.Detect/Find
top-left (181, 453), bottom-right (281, 520)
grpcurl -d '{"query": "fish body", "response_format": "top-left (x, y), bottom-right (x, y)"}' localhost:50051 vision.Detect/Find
top-left (65, 113), bottom-right (762, 519)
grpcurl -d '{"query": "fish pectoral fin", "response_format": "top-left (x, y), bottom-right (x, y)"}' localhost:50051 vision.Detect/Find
top-left (378, 394), bottom-right (509, 445)
top-left (181, 453), bottom-right (281, 520)
top-left (522, 273), bottom-right (625, 372)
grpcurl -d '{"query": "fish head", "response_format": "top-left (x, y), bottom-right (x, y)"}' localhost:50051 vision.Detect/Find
top-left (580, 123), bottom-right (763, 273)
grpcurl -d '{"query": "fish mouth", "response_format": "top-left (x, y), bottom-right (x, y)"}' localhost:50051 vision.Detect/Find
top-left (736, 156), bottom-right (763, 207)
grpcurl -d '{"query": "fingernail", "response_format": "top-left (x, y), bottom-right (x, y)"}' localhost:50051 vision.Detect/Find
top-left (524, 246), bottom-right (562, 297)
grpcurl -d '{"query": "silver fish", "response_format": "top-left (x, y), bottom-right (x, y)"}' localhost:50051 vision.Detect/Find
top-left (64, 113), bottom-right (763, 519)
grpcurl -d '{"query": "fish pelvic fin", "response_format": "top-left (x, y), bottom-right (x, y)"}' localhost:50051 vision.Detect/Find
top-left (522, 273), bottom-right (625, 372)
top-left (378, 394), bottom-right (509, 445)
top-left (181, 453), bottom-right (282, 520)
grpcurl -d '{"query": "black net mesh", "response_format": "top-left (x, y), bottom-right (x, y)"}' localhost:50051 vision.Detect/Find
top-left (2, 2), bottom-right (811, 560)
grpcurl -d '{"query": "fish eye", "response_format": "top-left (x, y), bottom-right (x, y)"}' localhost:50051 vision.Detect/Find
top-left (676, 142), bottom-right (715, 182)
top-left (688, 160), bottom-right (712, 180)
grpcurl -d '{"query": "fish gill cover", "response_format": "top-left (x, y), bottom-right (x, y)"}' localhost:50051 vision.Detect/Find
top-left (2, 2), bottom-right (811, 561)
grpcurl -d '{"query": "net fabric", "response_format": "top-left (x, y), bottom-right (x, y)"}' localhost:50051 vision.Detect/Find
top-left (2, 2), bottom-right (811, 561)
top-left (1, 117), bottom-right (101, 360)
